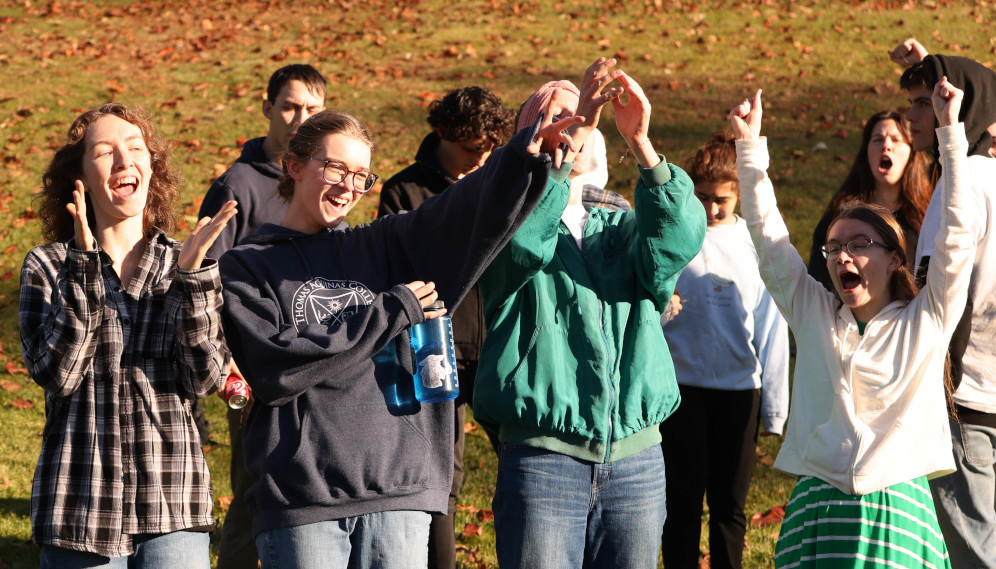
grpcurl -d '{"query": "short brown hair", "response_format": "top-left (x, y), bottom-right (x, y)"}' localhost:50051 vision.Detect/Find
top-left (277, 110), bottom-right (376, 201)
top-left (267, 64), bottom-right (327, 104)
top-left (427, 86), bottom-right (515, 146)
top-left (686, 132), bottom-right (738, 192)
top-left (37, 102), bottom-right (180, 242)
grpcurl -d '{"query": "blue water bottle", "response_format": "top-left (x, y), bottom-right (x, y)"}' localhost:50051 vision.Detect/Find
top-left (410, 300), bottom-right (460, 403)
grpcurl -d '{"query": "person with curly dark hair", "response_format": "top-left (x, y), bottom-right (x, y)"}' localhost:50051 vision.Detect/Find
top-left (20, 102), bottom-right (236, 567)
top-left (377, 86), bottom-right (515, 569)
top-left (807, 110), bottom-right (932, 290)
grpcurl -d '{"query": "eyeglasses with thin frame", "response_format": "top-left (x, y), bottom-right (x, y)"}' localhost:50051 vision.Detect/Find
top-left (309, 156), bottom-right (379, 194)
top-left (821, 237), bottom-right (893, 260)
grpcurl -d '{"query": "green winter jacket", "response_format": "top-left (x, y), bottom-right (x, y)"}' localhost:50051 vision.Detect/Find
top-left (474, 157), bottom-right (706, 463)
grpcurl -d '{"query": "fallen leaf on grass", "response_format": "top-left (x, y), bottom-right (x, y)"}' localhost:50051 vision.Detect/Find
top-left (476, 509), bottom-right (494, 522)
top-left (464, 421), bottom-right (478, 433)
top-left (456, 504), bottom-right (479, 514)
top-left (755, 444), bottom-right (774, 466)
top-left (217, 495), bottom-right (233, 512)
top-left (0, 379), bottom-right (21, 391)
top-left (462, 522), bottom-right (483, 537)
top-left (4, 360), bottom-right (27, 375)
top-left (11, 397), bottom-right (33, 409)
top-left (750, 504), bottom-right (786, 527)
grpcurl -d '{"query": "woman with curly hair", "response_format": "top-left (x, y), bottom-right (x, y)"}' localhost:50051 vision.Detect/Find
top-left (20, 102), bottom-right (236, 568)
top-left (808, 110), bottom-right (931, 289)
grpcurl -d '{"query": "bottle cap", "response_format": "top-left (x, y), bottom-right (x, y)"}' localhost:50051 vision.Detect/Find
top-left (424, 300), bottom-right (445, 312)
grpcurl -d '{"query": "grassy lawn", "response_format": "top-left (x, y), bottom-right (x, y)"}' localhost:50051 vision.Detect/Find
top-left (1, 1), bottom-right (994, 567)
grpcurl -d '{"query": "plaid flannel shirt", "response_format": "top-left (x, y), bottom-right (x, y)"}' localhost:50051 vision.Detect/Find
top-left (19, 230), bottom-right (230, 557)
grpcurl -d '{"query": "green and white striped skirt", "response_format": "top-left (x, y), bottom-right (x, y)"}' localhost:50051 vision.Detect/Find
top-left (775, 475), bottom-right (951, 569)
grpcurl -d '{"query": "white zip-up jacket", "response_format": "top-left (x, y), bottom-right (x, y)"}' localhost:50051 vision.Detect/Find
top-left (736, 124), bottom-right (974, 495)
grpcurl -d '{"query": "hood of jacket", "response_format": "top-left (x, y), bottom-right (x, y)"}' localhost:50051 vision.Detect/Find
top-left (930, 54), bottom-right (996, 157)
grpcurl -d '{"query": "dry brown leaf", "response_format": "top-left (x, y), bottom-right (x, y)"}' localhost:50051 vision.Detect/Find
top-left (464, 421), bottom-right (478, 434)
top-left (476, 509), bottom-right (494, 522)
top-left (11, 397), bottom-right (33, 409)
top-left (461, 522), bottom-right (483, 537)
top-left (217, 495), bottom-right (233, 512)
top-left (4, 360), bottom-right (27, 375)
top-left (0, 379), bottom-right (21, 392)
top-left (750, 504), bottom-right (785, 527)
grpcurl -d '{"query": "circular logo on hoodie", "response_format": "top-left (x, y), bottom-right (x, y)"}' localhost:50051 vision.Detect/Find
top-left (291, 278), bottom-right (375, 330)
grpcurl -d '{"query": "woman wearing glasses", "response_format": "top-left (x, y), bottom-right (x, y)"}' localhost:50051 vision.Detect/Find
top-left (217, 108), bottom-right (590, 569)
top-left (730, 80), bottom-right (970, 568)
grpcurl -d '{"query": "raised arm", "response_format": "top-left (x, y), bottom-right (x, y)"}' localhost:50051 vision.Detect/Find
top-left (918, 77), bottom-right (976, 329)
top-left (731, 89), bottom-right (834, 327)
top-left (19, 246), bottom-right (103, 396)
top-left (163, 260), bottom-right (232, 398)
top-left (889, 37), bottom-right (929, 67)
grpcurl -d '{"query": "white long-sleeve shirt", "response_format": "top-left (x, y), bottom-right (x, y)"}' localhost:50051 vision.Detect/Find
top-left (915, 154), bottom-right (996, 415)
top-left (736, 124), bottom-right (974, 495)
top-left (663, 217), bottom-right (790, 435)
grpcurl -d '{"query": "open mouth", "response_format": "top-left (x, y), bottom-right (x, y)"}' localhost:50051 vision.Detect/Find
top-left (878, 155), bottom-right (893, 172)
top-left (839, 272), bottom-right (861, 292)
top-left (325, 191), bottom-right (350, 209)
top-left (111, 176), bottom-right (139, 197)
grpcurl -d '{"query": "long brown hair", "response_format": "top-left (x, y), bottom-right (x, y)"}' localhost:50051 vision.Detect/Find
top-left (826, 111), bottom-right (931, 233)
top-left (37, 103), bottom-right (180, 242)
top-left (277, 110), bottom-right (376, 202)
top-left (828, 202), bottom-right (919, 304)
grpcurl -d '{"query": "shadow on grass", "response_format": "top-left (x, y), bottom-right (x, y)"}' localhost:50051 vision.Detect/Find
top-left (0, 497), bottom-right (39, 569)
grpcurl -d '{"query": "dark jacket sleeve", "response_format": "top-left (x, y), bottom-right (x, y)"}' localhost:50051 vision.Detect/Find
top-left (376, 127), bottom-right (554, 312)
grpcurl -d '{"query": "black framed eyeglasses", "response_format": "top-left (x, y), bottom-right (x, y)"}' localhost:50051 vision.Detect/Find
top-left (821, 238), bottom-right (893, 260)
top-left (309, 157), bottom-right (379, 194)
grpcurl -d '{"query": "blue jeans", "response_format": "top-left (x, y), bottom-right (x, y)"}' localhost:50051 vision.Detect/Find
top-left (255, 510), bottom-right (431, 569)
top-left (40, 531), bottom-right (209, 569)
top-left (930, 419), bottom-right (996, 569)
top-left (493, 443), bottom-right (667, 569)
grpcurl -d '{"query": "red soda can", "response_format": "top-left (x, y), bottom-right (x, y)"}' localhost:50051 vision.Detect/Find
top-left (222, 374), bottom-right (250, 409)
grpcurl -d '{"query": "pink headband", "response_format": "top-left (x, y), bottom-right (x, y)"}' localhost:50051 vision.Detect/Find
top-left (517, 80), bottom-right (591, 169)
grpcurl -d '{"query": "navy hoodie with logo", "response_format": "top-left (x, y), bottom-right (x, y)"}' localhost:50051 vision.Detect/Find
top-left (218, 127), bottom-right (562, 536)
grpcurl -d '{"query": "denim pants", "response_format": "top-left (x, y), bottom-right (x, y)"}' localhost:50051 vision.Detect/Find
top-left (40, 531), bottom-right (209, 569)
top-left (255, 510), bottom-right (430, 569)
top-left (493, 443), bottom-right (667, 569)
top-left (929, 419), bottom-right (996, 569)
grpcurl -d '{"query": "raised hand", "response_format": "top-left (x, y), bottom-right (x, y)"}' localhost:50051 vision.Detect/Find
top-left (612, 71), bottom-right (659, 168)
top-left (526, 114), bottom-right (585, 169)
top-left (570, 57), bottom-right (624, 154)
top-left (932, 76), bottom-right (963, 128)
top-left (65, 180), bottom-right (94, 251)
top-left (729, 89), bottom-right (763, 141)
top-left (888, 38), bottom-right (928, 67)
top-left (177, 200), bottom-right (238, 270)
top-left (405, 280), bottom-right (447, 320)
